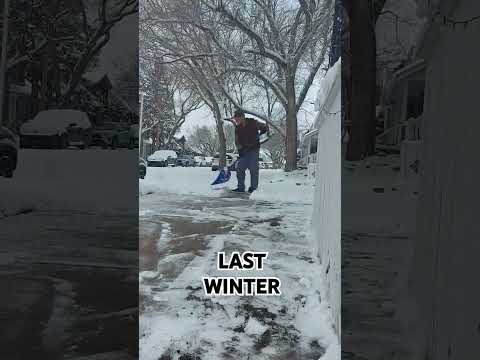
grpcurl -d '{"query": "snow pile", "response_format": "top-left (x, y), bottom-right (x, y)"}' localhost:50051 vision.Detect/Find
top-left (250, 170), bottom-right (314, 204)
top-left (315, 58), bottom-right (341, 115)
top-left (140, 167), bottom-right (216, 197)
top-left (140, 167), bottom-right (314, 204)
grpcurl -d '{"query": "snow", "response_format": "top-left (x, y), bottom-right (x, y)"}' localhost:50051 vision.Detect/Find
top-left (20, 110), bottom-right (92, 136)
top-left (140, 167), bottom-right (314, 204)
top-left (0, 149), bottom-right (137, 217)
top-left (314, 58), bottom-right (341, 116)
top-left (139, 166), bottom-right (338, 359)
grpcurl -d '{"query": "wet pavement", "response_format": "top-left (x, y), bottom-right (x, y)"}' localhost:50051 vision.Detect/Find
top-left (341, 230), bottom-right (414, 360)
top-left (0, 209), bottom-right (138, 359)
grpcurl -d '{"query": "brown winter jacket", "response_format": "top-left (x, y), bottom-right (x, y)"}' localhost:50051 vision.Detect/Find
top-left (235, 118), bottom-right (268, 154)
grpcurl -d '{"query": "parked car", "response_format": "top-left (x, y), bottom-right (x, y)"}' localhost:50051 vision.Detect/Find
top-left (129, 124), bottom-right (139, 149)
top-left (0, 126), bottom-right (19, 178)
top-left (139, 157), bottom-right (147, 179)
top-left (147, 150), bottom-right (177, 167)
top-left (204, 156), bottom-right (213, 167)
top-left (211, 152), bottom-right (238, 171)
top-left (20, 110), bottom-right (92, 149)
top-left (259, 157), bottom-right (274, 169)
top-left (91, 121), bottom-right (131, 149)
top-left (176, 155), bottom-right (195, 167)
top-left (194, 156), bottom-right (206, 167)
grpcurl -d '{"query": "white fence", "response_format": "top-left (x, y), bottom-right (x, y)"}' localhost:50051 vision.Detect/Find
top-left (311, 59), bottom-right (341, 335)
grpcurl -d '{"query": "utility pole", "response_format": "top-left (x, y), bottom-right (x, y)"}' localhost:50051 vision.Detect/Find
top-left (139, 91), bottom-right (146, 158)
top-left (0, 0), bottom-right (10, 126)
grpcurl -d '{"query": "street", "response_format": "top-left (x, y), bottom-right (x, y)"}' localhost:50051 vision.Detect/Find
top-left (0, 149), bottom-right (138, 359)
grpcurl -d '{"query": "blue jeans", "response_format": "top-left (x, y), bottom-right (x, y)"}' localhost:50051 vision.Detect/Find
top-left (236, 148), bottom-right (259, 191)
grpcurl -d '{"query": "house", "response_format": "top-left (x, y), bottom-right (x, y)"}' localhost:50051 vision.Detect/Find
top-left (75, 72), bottom-right (137, 126)
top-left (83, 72), bottom-right (113, 106)
top-left (380, 59), bottom-right (426, 183)
top-left (2, 65), bottom-right (33, 130)
top-left (407, 1), bottom-right (480, 358)
top-left (381, 59), bottom-right (425, 147)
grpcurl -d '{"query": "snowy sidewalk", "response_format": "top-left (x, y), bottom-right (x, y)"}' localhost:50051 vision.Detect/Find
top-left (341, 155), bottom-right (418, 360)
top-left (139, 168), bottom-right (338, 360)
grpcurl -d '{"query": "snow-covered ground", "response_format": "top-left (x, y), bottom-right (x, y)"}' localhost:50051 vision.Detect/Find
top-left (140, 167), bottom-right (314, 204)
top-left (0, 149), bottom-right (137, 217)
top-left (139, 167), bottom-right (339, 359)
top-left (341, 155), bottom-right (419, 359)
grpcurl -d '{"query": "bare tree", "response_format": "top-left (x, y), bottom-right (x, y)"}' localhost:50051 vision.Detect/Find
top-left (343, 0), bottom-right (387, 160)
top-left (140, 0), bottom-right (234, 167)
top-left (144, 0), bottom-right (334, 171)
top-left (61, 0), bottom-right (138, 104)
top-left (140, 59), bottom-right (201, 149)
top-left (206, 0), bottom-right (335, 170)
top-left (188, 125), bottom-right (219, 156)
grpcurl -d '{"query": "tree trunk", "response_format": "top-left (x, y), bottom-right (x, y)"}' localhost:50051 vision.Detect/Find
top-left (39, 48), bottom-right (49, 111)
top-left (285, 73), bottom-right (297, 171)
top-left (345, 0), bottom-right (377, 161)
top-left (213, 104), bottom-right (227, 168)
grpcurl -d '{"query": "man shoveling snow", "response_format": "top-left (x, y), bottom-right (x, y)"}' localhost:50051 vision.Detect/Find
top-left (230, 110), bottom-right (269, 194)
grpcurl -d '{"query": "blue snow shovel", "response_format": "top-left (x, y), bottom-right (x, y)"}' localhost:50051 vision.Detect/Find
top-left (211, 167), bottom-right (232, 187)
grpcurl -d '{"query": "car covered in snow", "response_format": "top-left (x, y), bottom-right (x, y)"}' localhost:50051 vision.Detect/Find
top-left (20, 110), bottom-right (92, 149)
top-left (139, 157), bottom-right (147, 179)
top-left (0, 126), bottom-right (19, 178)
top-left (204, 156), bottom-right (213, 167)
top-left (211, 152), bottom-right (238, 171)
top-left (259, 157), bottom-right (273, 169)
top-left (176, 155), bottom-right (195, 167)
top-left (147, 150), bottom-right (177, 167)
top-left (194, 156), bottom-right (206, 167)
top-left (91, 121), bottom-right (132, 149)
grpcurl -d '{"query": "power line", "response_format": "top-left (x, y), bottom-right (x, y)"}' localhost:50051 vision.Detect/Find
top-left (432, 11), bottom-right (480, 30)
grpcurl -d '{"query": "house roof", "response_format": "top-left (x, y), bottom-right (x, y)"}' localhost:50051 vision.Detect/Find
top-left (83, 71), bottom-right (112, 90)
